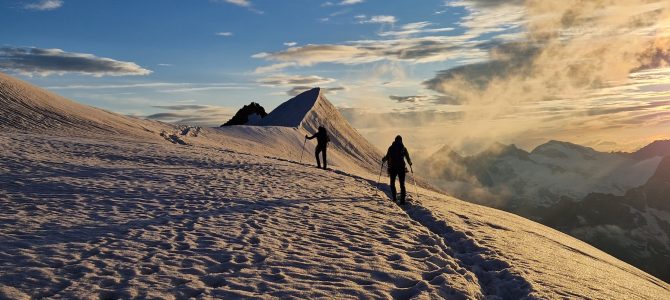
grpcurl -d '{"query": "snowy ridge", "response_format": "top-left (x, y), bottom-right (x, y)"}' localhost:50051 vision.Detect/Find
top-left (0, 73), bottom-right (669, 298)
top-left (0, 72), bottom-right (168, 137)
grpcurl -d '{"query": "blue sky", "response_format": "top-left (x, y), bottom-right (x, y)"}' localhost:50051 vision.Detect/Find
top-left (2, 0), bottom-right (670, 153)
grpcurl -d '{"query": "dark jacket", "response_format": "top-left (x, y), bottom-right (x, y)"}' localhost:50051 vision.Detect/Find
top-left (383, 141), bottom-right (411, 171)
top-left (307, 127), bottom-right (330, 147)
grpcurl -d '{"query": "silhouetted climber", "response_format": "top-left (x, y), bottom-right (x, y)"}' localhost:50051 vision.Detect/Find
top-left (306, 126), bottom-right (330, 169)
top-left (382, 135), bottom-right (412, 204)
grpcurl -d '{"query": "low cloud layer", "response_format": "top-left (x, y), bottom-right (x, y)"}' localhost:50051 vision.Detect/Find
top-left (0, 47), bottom-right (151, 77)
top-left (146, 104), bottom-right (233, 126)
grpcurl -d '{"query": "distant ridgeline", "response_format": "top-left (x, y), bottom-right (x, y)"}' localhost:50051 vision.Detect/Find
top-left (221, 102), bottom-right (268, 126)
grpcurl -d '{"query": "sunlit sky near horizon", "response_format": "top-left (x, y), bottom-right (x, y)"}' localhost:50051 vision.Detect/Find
top-left (2, 0), bottom-right (670, 155)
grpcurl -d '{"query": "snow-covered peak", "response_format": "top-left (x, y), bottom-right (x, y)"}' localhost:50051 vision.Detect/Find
top-left (255, 87), bottom-right (383, 171)
top-left (254, 87), bottom-right (322, 128)
top-left (531, 140), bottom-right (598, 160)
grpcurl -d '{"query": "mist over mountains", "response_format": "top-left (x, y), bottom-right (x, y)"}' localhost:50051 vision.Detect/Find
top-left (421, 139), bottom-right (670, 281)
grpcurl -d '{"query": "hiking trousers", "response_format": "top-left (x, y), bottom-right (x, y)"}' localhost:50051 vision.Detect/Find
top-left (315, 145), bottom-right (327, 169)
top-left (389, 167), bottom-right (406, 202)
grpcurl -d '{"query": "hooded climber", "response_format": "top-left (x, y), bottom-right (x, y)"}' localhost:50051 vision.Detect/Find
top-left (306, 126), bottom-right (330, 169)
top-left (382, 135), bottom-right (412, 204)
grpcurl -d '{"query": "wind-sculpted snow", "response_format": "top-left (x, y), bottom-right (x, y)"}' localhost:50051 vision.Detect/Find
top-left (2, 132), bottom-right (669, 299)
top-left (0, 133), bottom-right (483, 299)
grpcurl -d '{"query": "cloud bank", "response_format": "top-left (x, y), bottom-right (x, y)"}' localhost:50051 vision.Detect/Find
top-left (426, 0), bottom-right (670, 106)
top-left (146, 104), bottom-right (233, 126)
top-left (0, 47), bottom-right (152, 77)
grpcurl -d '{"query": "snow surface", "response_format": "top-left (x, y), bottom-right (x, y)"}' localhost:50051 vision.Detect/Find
top-left (1, 73), bottom-right (669, 299)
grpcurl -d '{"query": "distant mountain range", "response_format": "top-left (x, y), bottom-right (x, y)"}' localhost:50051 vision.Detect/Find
top-left (423, 139), bottom-right (670, 282)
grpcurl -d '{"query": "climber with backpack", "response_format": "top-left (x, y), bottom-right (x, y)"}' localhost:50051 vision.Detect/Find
top-left (305, 126), bottom-right (330, 170)
top-left (382, 135), bottom-right (412, 204)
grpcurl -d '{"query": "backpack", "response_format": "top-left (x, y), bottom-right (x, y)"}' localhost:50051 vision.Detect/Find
top-left (387, 142), bottom-right (406, 170)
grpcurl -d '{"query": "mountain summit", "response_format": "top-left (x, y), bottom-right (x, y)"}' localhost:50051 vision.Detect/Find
top-left (255, 87), bottom-right (382, 171)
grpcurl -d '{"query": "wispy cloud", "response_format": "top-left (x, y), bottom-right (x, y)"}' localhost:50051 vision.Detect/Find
top-left (258, 74), bottom-right (336, 86)
top-left (287, 86), bottom-right (346, 96)
top-left (0, 46), bottom-right (151, 77)
top-left (216, 32), bottom-right (233, 36)
top-left (253, 62), bottom-right (297, 74)
top-left (45, 82), bottom-right (249, 93)
top-left (252, 35), bottom-right (484, 70)
top-left (213, 0), bottom-right (263, 14)
top-left (358, 15), bottom-right (396, 24)
top-left (283, 42), bottom-right (297, 47)
top-left (24, 0), bottom-right (63, 11)
top-left (378, 22), bottom-right (454, 37)
top-left (160, 86), bottom-right (250, 93)
top-left (339, 0), bottom-right (363, 5)
top-left (223, 0), bottom-right (250, 7)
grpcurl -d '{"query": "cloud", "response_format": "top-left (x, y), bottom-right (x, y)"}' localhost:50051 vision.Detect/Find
top-left (358, 15), bottom-right (397, 24)
top-left (157, 63), bottom-right (173, 67)
top-left (224, 0), bottom-right (250, 7)
top-left (389, 95), bottom-right (424, 103)
top-left (287, 86), bottom-right (345, 96)
top-left (212, 0), bottom-right (263, 14)
top-left (146, 104), bottom-right (234, 126)
top-left (340, 107), bottom-right (464, 129)
top-left (448, 0), bottom-right (526, 41)
top-left (425, 0), bottom-right (670, 105)
top-left (252, 36), bottom-right (484, 70)
top-left (152, 105), bottom-right (212, 110)
top-left (0, 46), bottom-right (151, 77)
top-left (339, 0), bottom-right (363, 5)
top-left (253, 62), bottom-right (298, 74)
top-left (389, 94), bottom-right (459, 105)
top-left (258, 74), bottom-right (336, 86)
top-left (216, 32), bottom-right (233, 36)
top-left (24, 0), bottom-right (63, 11)
top-left (45, 82), bottom-right (249, 93)
top-left (378, 22), bottom-right (454, 37)
top-left (283, 42), bottom-right (297, 47)
top-left (160, 86), bottom-right (249, 93)
top-left (46, 83), bottom-right (186, 90)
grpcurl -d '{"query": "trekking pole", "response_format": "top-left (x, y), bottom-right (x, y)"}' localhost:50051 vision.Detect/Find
top-left (375, 161), bottom-right (385, 198)
top-left (410, 165), bottom-right (419, 201)
top-left (299, 137), bottom-right (307, 164)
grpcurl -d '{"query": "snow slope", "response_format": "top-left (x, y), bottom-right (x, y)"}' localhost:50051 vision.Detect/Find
top-left (0, 72), bottom-right (167, 137)
top-left (1, 74), bottom-right (669, 299)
